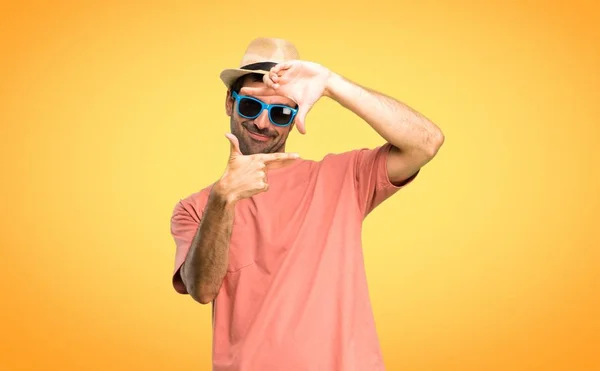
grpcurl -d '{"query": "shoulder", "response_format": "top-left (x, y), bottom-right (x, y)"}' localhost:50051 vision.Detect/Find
top-left (171, 184), bottom-right (215, 221)
top-left (318, 144), bottom-right (392, 167)
top-left (316, 149), bottom-right (358, 168)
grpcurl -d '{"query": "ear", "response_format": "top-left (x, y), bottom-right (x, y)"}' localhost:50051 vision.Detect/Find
top-left (225, 90), bottom-right (234, 117)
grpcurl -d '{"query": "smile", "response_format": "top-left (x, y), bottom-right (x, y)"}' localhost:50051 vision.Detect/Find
top-left (246, 128), bottom-right (272, 142)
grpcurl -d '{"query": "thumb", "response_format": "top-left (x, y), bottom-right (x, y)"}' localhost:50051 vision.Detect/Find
top-left (225, 133), bottom-right (242, 156)
top-left (295, 108), bottom-right (308, 135)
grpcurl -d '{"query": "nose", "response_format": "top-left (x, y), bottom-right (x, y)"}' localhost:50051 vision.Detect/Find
top-left (253, 108), bottom-right (271, 130)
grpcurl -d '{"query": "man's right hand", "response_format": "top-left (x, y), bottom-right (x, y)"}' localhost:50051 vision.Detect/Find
top-left (214, 133), bottom-right (300, 203)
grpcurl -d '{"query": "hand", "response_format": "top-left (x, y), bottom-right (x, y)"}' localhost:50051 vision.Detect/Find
top-left (240, 60), bottom-right (331, 135)
top-left (214, 133), bottom-right (300, 203)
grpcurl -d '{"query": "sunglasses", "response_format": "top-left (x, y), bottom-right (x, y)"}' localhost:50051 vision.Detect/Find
top-left (231, 91), bottom-right (298, 127)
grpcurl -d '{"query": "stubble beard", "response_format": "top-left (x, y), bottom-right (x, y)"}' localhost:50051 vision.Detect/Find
top-left (231, 119), bottom-right (284, 156)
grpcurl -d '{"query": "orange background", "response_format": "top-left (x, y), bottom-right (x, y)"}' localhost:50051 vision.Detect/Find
top-left (1, 1), bottom-right (599, 370)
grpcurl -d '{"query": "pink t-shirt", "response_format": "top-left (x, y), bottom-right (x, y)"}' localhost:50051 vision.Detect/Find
top-left (170, 144), bottom-right (416, 371)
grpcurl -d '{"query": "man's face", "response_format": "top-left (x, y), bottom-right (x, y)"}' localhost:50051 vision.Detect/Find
top-left (226, 79), bottom-right (296, 155)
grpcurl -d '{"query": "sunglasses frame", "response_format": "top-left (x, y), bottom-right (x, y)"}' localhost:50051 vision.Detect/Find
top-left (231, 91), bottom-right (298, 127)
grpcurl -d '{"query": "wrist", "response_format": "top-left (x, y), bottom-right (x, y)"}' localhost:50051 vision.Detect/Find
top-left (211, 180), bottom-right (238, 209)
top-left (323, 71), bottom-right (342, 99)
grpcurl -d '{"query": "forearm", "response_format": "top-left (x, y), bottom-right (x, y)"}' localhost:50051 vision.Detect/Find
top-left (324, 72), bottom-right (444, 155)
top-left (181, 186), bottom-right (235, 304)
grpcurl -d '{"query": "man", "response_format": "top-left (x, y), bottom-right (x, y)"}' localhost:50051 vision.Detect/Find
top-left (170, 37), bottom-right (444, 370)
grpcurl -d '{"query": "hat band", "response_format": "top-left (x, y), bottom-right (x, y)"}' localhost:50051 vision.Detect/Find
top-left (240, 61), bottom-right (278, 71)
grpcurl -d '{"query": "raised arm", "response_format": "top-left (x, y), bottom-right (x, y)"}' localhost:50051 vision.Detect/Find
top-left (240, 60), bottom-right (445, 185)
top-left (324, 73), bottom-right (444, 185)
top-left (175, 133), bottom-right (300, 304)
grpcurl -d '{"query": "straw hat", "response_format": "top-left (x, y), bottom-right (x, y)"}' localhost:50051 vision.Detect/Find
top-left (219, 37), bottom-right (300, 88)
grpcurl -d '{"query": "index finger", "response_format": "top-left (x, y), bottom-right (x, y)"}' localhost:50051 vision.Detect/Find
top-left (271, 62), bottom-right (293, 74)
top-left (254, 152), bottom-right (300, 163)
top-left (240, 86), bottom-right (276, 96)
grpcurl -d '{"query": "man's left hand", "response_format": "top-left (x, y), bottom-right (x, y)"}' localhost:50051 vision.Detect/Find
top-left (240, 60), bottom-right (331, 135)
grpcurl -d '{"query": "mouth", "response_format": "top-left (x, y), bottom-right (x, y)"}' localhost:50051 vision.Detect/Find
top-left (246, 127), bottom-right (273, 142)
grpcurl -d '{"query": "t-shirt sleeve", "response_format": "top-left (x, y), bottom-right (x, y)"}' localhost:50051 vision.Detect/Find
top-left (354, 143), bottom-right (419, 217)
top-left (170, 199), bottom-right (202, 294)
